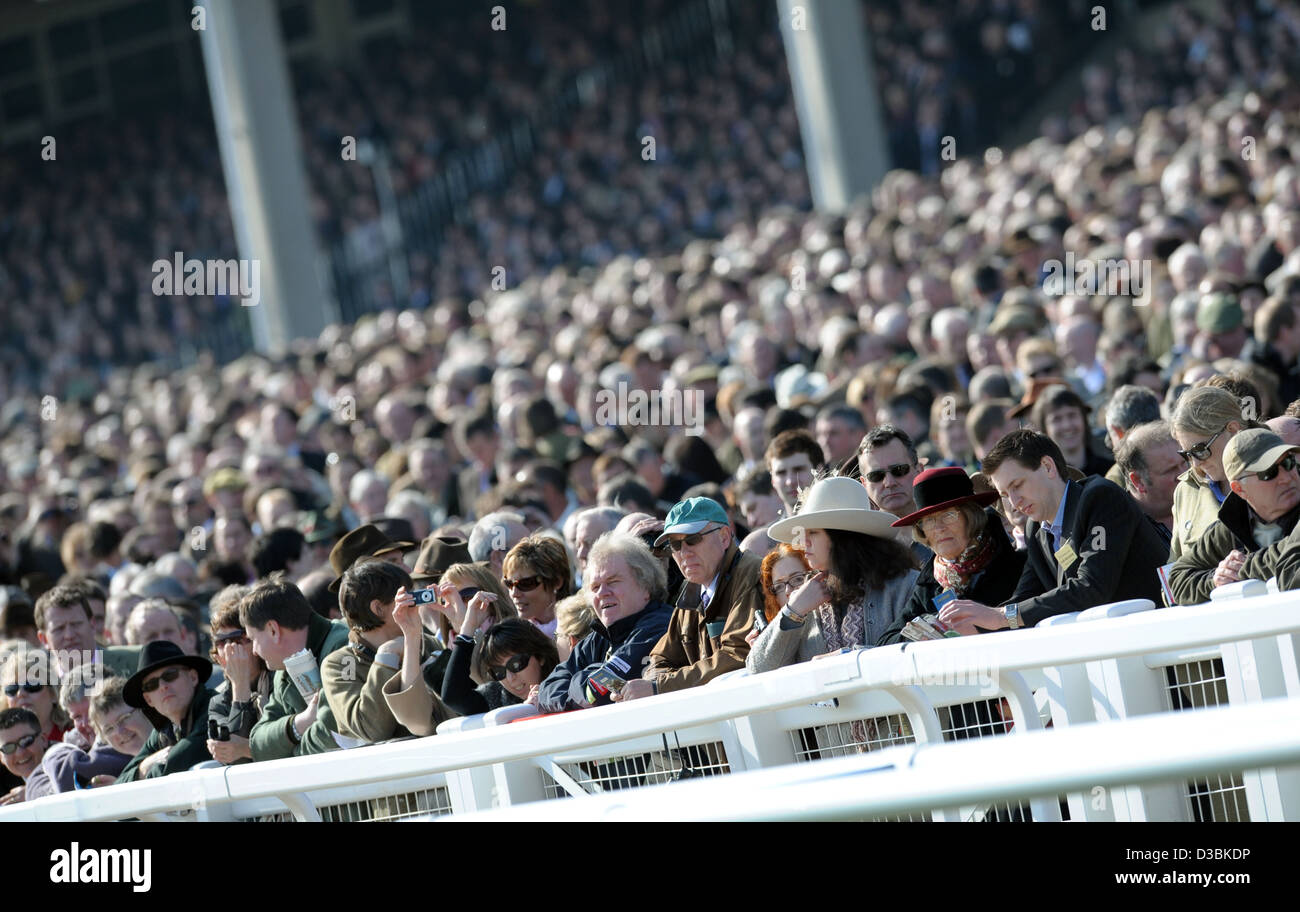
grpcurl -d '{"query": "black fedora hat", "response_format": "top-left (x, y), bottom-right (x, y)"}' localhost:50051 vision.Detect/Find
top-left (410, 534), bottom-right (471, 585)
top-left (891, 467), bottom-right (999, 527)
top-left (123, 640), bottom-right (213, 711)
top-left (327, 523), bottom-right (415, 593)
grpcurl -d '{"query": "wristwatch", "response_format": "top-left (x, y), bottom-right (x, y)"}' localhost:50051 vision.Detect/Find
top-left (1004, 602), bottom-right (1022, 630)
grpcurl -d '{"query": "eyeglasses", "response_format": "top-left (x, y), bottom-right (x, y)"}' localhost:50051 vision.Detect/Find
top-left (864, 463), bottom-right (914, 484)
top-left (3, 683), bottom-right (43, 697)
top-left (100, 708), bottom-right (140, 739)
top-left (771, 570), bottom-right (813, 599)
top-left (488, 654), bottom-right (533, 681)
top-left (457, 587), bottom-right (481, 603)
top-left (503, 575), bottom-right (542, 592)
top-left (1252, 455), bottom-right (1297, 483)
top-left (140, 667), bottom-right (184, 694)
top-left (0, 733), bottom-right (40, 755)
top-left (918, 509), bottom-right (963, 533)
top-left (1178, 425), bottom-right (1228, 463)
top-left (667, 526), bottom-right (721, 552)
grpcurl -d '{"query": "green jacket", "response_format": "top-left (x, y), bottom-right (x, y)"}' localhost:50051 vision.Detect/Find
top-left (117, 685), bottom-right (215, 781)
top-left (249, 613), bottom-right (350, 761)
top-left (322, 631), bottom-right (446, 744)
top-left (1169, 492), bottom-right (1300, 605)
top-left (1170, 469), bottom-right (1225, 563)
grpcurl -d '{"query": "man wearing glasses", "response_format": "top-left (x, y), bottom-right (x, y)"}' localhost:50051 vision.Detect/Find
top-left (1170, 429), bottom-right (1300, 604)
top-left (857, 425), bottom-right (932, 565)
top-left (0, 707), bottom-right (49, 804)
top-left (117, 640), bottom-right (215, 781)
top-left (622, 498), bottom-right (763, 700)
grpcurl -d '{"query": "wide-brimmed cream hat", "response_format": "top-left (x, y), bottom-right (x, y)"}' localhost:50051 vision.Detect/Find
top-left (768, 477), bottom-right (900, 543)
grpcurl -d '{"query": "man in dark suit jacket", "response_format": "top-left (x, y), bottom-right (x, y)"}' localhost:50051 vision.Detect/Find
top-left (939, 430), bottom-right (1168, 633)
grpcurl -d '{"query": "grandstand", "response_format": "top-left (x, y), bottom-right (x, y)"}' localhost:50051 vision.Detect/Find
top-left (1, 0), bottom-right (1299, 860)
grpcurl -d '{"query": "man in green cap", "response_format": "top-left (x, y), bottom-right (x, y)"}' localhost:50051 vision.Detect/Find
top-left (616, 497), bottom-right (762, 700)
top-left (1196, 292), bottom-right (1248, 361)
top-left (1169, 428), bottom-right (1300, 604)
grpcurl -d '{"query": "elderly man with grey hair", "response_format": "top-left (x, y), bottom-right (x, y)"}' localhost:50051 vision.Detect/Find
top-left (1102, 384), bottom-right (1163, 486)
top-left (537, 534), bottom-right (674, 713)
top-left (468, 510), bottom-right (530, 576)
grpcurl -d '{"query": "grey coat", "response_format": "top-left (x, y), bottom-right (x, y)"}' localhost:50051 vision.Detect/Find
top-left (746, 570), bottom-right (919, 673)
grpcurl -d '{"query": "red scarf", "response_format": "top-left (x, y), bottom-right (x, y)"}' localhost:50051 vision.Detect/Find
top-left (932, 527), bottom-right (998, 595)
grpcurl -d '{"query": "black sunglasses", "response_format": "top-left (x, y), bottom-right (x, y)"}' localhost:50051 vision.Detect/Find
top-left (503, 575), bottom-right (542, 592)
top-left (864, 463), bottom-right (913, 484)
top-left (3, 683), bottom-right (43, 697)
top-left (140, 667), bottom-right (184, 694)
top-left (1177, 425), bottom-right (1228, 464)
top-left (0, 733), bottom-right (39, 755)
top-left (667, 526), bottom-right (721, 552)
top-left (1253, 454), bottom-right (1297, 483)
top-left (488, 653), bottom-right (533, 681)
top-left (213, 628), bottom-right (247, 645)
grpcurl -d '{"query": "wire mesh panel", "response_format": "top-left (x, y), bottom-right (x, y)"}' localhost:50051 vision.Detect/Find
top-left (1159, 657), bottom-right (1247, 820)
top-left (937, 699), bottom-right (1031, 821)
top-left (541, 739), bottom-right (731, 799)
top-left (237, 786), bottom-right (453, 822)
top-left (788, 713), bottom-right (914, 762)
top-left (787, 713), bottom-right (924, 821)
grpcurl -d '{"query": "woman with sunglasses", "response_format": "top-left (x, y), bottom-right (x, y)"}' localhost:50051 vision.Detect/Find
top-left (749, 477), bottom-right (919, 673)
top-left (381, 562), bottom-right (519, 733)
top-left (205, 587), bottom-right (270, 765)
top-left (501, 535), bottom-right (571, 638)
top-left (441, 612), bottom-right (560, 715)
top-left (425, 562), bottom-right (517, 683)
top-left (1170, 386), bottom-right (1264, 562)
top-left (0, 647), bottom-right (71, 745)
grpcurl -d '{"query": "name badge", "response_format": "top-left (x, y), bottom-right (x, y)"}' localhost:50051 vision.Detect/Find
top-left (1054, 540), bottom-right (1079, 570)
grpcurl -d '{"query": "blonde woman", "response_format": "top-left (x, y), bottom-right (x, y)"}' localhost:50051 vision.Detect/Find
top-left (553, 592), bottom-right (596, 663)
top-left (1169, 386), bottom-right (1263, 560)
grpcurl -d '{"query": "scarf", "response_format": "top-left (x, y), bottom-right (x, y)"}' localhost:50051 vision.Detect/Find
top-left (816, 596), bottom-right (867, 652)
top-left (931, 527), bottom-right (998, 595)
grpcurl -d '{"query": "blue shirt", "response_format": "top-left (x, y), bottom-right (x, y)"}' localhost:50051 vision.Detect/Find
top-left (1047, 481), bottom-right (1073, 553)
top-left (1207, 479), bottom-right (1229, 505)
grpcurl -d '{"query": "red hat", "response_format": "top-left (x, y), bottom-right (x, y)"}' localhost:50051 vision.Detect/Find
top-left (891, 467), bottom-right (998, 527)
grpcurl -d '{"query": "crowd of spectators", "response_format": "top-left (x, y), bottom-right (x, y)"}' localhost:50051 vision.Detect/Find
top-left (4, 0), bottom-right (1300, 808)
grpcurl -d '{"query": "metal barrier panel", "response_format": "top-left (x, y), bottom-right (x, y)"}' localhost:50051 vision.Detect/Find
top-left (1151, 651), bottom-right (1247, 821)
top-left (540, 735), bottom-right (732, 799)
top-left (238, 786), bottom-right (453, 822)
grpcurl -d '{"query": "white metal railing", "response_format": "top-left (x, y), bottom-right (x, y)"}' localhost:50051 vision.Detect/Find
top-left (5, 591), bottom-right (1300, 822)
top-left (442, 697), bottom-right (1300, 822)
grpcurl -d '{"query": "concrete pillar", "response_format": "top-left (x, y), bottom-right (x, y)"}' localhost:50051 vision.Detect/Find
top-left (776, 0), bottom-right (889, 213)
top-left (197, 0), bottom-right (333, 352)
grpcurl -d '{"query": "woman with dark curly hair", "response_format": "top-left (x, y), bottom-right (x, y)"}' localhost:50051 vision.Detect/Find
top-left (748, 477), bottom-right (918, 672)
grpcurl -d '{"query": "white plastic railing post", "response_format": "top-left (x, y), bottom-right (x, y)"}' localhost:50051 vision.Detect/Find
top-left (1220, 636), bottom-right (1300, 820)
top-left (1086, 649), bottom-right (1190, 820)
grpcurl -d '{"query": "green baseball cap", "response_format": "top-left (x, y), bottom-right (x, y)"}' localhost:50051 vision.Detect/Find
top-left (1222, 428), bottom-right (1298, 481)
top-left (653, 497), bottom-right (730, 547)
top-left (1196, 292), bottom-right (1243, 333)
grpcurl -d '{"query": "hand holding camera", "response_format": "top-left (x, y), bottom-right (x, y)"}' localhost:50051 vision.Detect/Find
top-left (392, 586), bottom-right (423, 639)
top-left (458, 590), bottom-right (498, 638)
